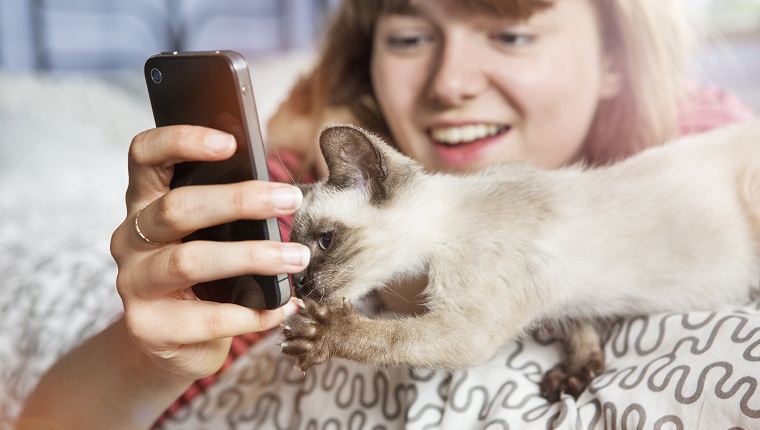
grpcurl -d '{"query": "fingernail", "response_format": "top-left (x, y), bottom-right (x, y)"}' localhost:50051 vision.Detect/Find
top-left (205, 132), bottom-right (234, 153)
top-left (282, 244), bottom-right (310, 267)
top-left (282, 301), bottom-right (300, 317)
top-left (270, 186), bottom-right (303, 210)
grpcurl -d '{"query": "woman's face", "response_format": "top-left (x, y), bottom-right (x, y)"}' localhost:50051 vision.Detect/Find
top-left (370, 0), bottom-right (620, 172)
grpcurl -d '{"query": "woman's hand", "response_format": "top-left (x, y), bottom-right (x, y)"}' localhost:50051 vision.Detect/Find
top-left (110, 125), bottom-right (309, 381)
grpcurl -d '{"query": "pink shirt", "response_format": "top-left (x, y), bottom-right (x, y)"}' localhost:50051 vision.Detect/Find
top-left (677, 83), bottom-right (755, 136)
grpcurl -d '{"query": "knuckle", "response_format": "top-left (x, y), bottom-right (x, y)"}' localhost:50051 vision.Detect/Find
top-left (244, 242), bottom-right (268, 267)
top-left (128, 131), bottom-right (151, 166)
top-left (114, 265), bottom-right (148, 303)
top-left (203, 310), bottom-right (228, 338)
top-left (114, 270), bottom-right (131, 297)
top-left (255, 310), bottom-right (285, 331)
top-left (109, 223), bottom-right (127, 261)
top-left (155, 191), bottom-right (186, 230)
top-left (124, 306), bottom-right (154, 344)
top-left (232, 182), bottom-right (254, 214)
top-left (171, 125), bottom-right (205, 156)
top-left (235, 180), bottom-right (271, 216)
top-left (173, 124), bottom-right (200, 143)
top-left (129, 125), bottom-right (200, 168)
top-left (166, 245), bottom-right (202, 284)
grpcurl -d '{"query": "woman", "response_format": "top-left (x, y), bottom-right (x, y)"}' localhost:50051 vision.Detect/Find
top-left (19, 0), bottom-right (755, 428)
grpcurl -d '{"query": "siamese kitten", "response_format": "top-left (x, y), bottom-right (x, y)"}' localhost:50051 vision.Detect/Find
top-left (281, 122), bottom-right (760, 401)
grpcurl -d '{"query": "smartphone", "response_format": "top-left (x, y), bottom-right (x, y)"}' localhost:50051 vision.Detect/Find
top-left (144, 50), bottom-right (291, 310)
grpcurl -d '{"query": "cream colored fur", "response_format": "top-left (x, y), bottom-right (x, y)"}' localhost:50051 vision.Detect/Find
top-left (283, 121), bottom-right (760, 389)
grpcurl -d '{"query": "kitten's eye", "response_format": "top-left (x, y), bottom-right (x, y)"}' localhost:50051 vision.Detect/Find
top-left (318, 231), bottom-right (334, 250)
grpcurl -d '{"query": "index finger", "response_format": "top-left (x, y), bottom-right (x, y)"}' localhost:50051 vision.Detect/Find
top-left (126, 125), bottom-right (236, 210)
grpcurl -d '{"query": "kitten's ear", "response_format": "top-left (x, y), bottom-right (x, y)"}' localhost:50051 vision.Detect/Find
top-left (320, 126), bottom-right (388, 201)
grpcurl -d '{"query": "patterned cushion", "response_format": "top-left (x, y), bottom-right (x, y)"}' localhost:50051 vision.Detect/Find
top-left (157, 301), bottom-right (760, 429)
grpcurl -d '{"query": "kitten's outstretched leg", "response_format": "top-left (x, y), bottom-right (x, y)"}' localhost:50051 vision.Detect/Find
top-left (539, 320), bottom-right (605, 402)
top-left (282, 298), bottom-right (513, 371)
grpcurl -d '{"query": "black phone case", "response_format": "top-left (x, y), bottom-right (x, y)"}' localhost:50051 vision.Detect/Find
top-left (144, 50), bottom-right (291, 309)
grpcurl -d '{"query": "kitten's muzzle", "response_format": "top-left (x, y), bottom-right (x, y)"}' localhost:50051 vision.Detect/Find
top-left (292, 271), bottom-right (314, 299)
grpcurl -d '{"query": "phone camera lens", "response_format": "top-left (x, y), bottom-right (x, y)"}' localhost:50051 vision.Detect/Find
top-left (150, 68), bottom-right (162, 84)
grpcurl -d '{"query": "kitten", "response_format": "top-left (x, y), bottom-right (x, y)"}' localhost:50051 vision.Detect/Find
top-left (281, 122), bottom-right (760, 401)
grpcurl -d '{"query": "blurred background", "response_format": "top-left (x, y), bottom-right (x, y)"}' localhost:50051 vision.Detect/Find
top-left (0, 0), bottom-right (341, 127)
top-left (694, 0), bottom-right (760, 111)
top-left (0, 0), bottom-right (336, 72)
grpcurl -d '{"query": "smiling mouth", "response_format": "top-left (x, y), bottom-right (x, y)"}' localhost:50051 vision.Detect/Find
top-left (429, 124), bottom-right (510, 146)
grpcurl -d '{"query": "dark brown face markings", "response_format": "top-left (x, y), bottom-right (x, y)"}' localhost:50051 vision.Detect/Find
top-left (320, 126), bottom-right (388, 202)
top-left (291, 125), bottom-right (423, 300)
top-left (291, 216), bottom-right (366, 301)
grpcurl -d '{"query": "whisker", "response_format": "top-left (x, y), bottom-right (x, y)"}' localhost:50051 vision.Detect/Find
top-left (300, 278), bottom-right (320, 301)
top-left (273, 146), bottom-right (297, 186)
top-left (382, 284), bottom-right (426, 307)
top-left (382, 286), bottom-right (407, 302)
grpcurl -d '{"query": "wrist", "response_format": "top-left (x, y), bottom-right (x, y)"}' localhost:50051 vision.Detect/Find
top-left (18, 317), bottom-right (196, 429)
top-left (113, 316), bottom-right (195, 398)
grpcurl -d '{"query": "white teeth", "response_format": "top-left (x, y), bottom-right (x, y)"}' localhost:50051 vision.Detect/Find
top-left (429, 124), bottom-right (506, 145)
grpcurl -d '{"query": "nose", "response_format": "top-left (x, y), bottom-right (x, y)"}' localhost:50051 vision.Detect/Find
top-left (427, 33), bottom-right (487, 107)
top-left (292, 271), bottom-right (311, 299)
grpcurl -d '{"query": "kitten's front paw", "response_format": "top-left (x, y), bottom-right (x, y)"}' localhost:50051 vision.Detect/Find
top-left (539, 356), bottom-right (604, 403)
top-left (281, 298), bottom-right (358, 371)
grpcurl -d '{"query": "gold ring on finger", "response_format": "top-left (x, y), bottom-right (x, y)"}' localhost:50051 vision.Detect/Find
top-left (134, 206), bottom-right (169, 246)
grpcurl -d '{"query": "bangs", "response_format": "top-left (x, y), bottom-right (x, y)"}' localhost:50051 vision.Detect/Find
top-left (379, 0), bottom-right (555, 20)
top-left (350, 0), bottom-right (556, 35)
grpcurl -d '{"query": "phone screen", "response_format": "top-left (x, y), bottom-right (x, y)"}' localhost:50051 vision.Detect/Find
top-left (144, 51), bottom-right (291, 309)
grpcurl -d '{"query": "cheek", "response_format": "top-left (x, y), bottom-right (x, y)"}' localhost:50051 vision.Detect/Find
top-left (371, 53), bottom-right (429, 150)
top-left (371, 56), bottom-right (417, 117)
top-left (506, 45), bottom-right (601, 113)
top-left (494, 50), bottom-right (603, 167)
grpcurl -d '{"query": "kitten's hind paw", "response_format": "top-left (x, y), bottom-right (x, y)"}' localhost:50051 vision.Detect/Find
top-left (280, 298), bottom-right (359, 371)
top-left (539, 356), bottom-right (604, 403)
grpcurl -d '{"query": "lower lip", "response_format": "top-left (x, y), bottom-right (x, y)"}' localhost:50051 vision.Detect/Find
top-left (430, 130), bottom-right (508, 167)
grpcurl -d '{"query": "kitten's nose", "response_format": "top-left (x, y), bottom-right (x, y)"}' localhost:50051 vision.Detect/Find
top-left (292, 271), bottom-right (310, 298)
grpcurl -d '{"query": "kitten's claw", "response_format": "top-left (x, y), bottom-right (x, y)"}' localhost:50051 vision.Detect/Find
top-left (281, 298), bottom-right (359, 371)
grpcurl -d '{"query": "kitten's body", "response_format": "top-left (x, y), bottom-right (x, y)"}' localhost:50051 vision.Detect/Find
top-left (283, 121), bottom-right (760, 399)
